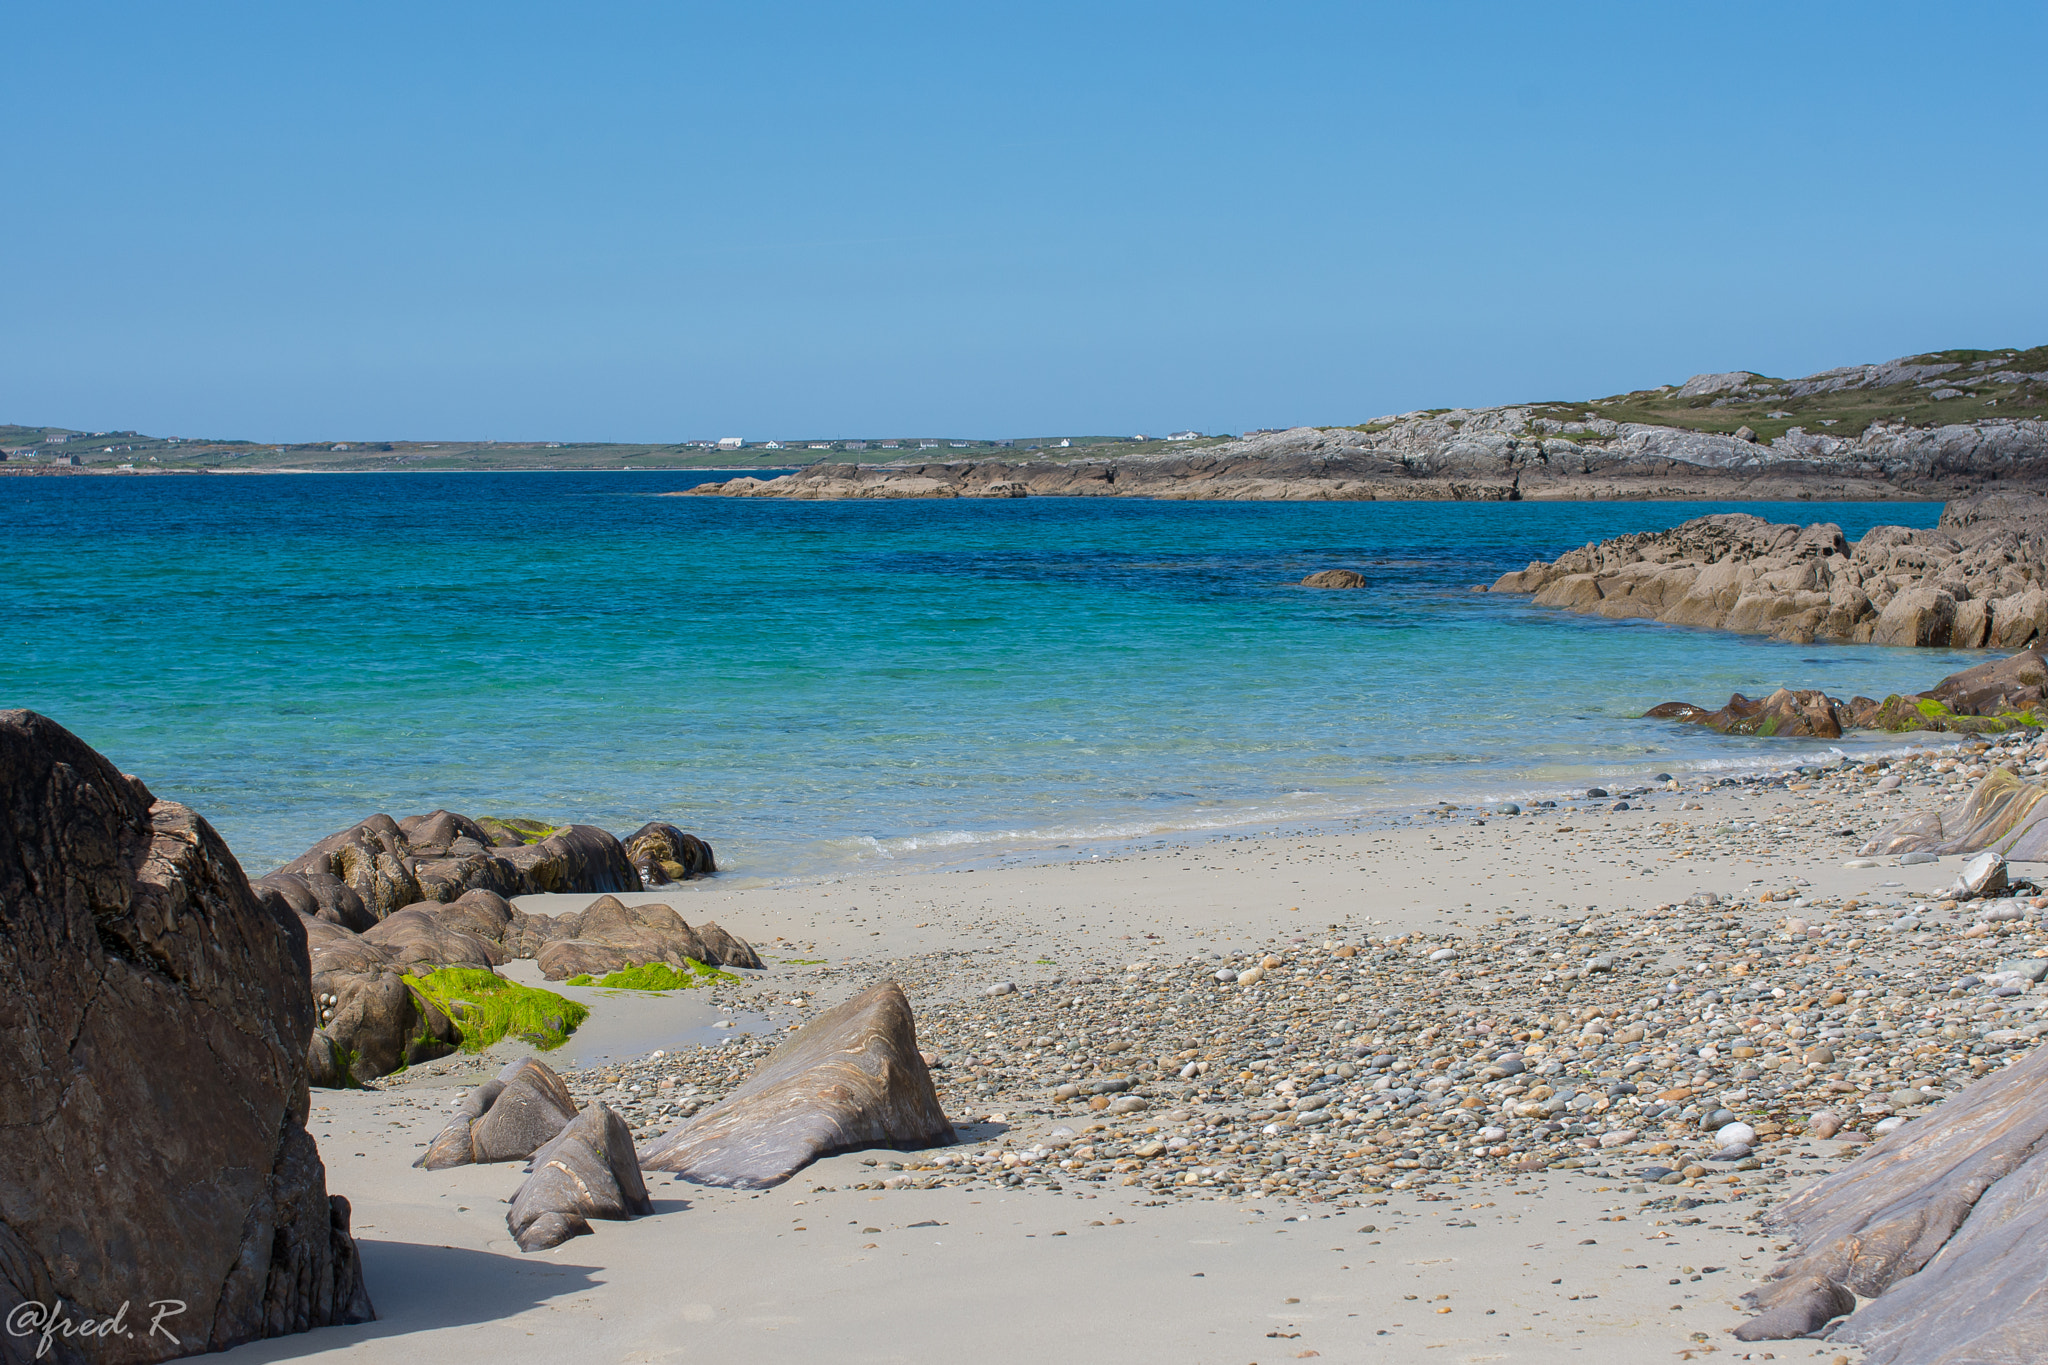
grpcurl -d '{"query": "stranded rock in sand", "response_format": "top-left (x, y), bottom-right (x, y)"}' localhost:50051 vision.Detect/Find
top-left (506, 1104), bottom-right (652, 1251)
top-left (1737, 1039), bottom-right (2048, 1360)
top-left (419, 1058), bottom-right (580, 1169)
top-left (639, 982), bottom-right (955, 1187)
top-left (0, 709), bottom-right (373, 1359)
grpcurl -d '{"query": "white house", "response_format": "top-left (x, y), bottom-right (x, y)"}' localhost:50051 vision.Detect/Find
top-left (1168, 430), bottom-right (1201, 441)
top-left (717, 437), bottom-right (744, 449)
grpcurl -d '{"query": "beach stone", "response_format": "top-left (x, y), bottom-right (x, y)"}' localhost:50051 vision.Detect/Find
top-left (0, 708), bottom-right (374, 1356)
top-left (418, 1057), bottom-right (579, 1169)
top-left (621, 821), bottom-right (717, 885)
top-left (638, 982), bottom-right (955, 1188)
top-left (306, 960), bottom-right (461, 1086)
top-left (1300, 569), bottom-right (1367, 589)
top-left (506, 1103), bottom-right (652, 1252)
top-left (695, 920), bottom-right (766, 970)
top-left (1952, 850), bottom-right (2008, 900)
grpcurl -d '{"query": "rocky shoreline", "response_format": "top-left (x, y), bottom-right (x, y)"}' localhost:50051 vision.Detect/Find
top-left (1491, 489), bottom-right (2048, 650)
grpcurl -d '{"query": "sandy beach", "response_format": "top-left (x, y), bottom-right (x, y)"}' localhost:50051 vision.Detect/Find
top-left (206, 734), bottom-right (2048, 1365)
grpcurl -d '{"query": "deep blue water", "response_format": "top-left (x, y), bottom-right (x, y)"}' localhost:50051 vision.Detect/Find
top-left (0, 473), bottom-right (1974, 878)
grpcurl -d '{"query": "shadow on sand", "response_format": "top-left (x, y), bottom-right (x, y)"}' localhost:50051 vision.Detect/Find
top-left (215, 1240), bottom-right (604, 1359)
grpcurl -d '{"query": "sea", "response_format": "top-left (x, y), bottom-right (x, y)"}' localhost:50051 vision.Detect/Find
top-left (0, 473), bottom-right (1985, 881)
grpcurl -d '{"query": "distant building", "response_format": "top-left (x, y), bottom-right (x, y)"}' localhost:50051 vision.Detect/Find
top-left (879, 442), bottom-right (899, 449)
top-left (332, 443), bottom-right (350, 451)
top-left (43, 434), bottom-right (71, 443)
top-left (918, 440), bottom-right (938, 449)
top-left (1132, 434), bottom-right (1149, 441)
top-left (717, 437), bottom-right (744, 449)
top-left (762, 441), bottom-right (783, 449)
top-left (1058, 439), bottom-right (1070, 448)
top-left (843, 441), bottom-right (867, 451)
top-left (1168, 430), bottom-right (1201, 441)
top-left (949, 441), bottom-right (969, 448)
top-left (808, 443), bottom-right (831, 450)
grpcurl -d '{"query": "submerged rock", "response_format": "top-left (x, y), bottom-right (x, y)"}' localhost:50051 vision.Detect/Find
top-left (419, 1058), bottom-right (579, 1169)
top-left (506, 1104), bottom-right (652, 1252)
top-left (639, 982), bottom-right (955, 1187)
top-left (1299, 569), bottom-right (1367, 589)
top-left (0, 709), bottom-right (373, 1357)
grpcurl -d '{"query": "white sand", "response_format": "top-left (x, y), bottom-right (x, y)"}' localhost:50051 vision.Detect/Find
top-left (223, 779), bottom-right (1952, 1364)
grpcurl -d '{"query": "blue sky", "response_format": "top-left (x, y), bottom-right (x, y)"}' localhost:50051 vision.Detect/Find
top-left (4, 2), bottom-right (2044, 442)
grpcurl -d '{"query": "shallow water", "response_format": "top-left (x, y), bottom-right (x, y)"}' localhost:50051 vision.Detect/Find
top-left (0, 473), bottom-right (1978, 878)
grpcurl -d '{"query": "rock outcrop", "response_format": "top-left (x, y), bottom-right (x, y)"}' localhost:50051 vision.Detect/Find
top-left (1491, 493), bottom-right (2048, 648)
top-left (418, 1058), bottom-right (579, 1169)
top-left (677, 349), bottom-right (2048, 504)
top-left (1645, 648), bottom-right (2046, 741)
top-left (0, 710), bottom-right (372, 1360)
top-left (1735, 1039), bottom-right (2048, 1361)
top-left (302, 891), bottom-right (760, 1083)
top-left (506, 1104), bottom-right (652, 1252)
top-left (1859, 767), bottom-right (2048, 861)
top-left (638, 982), bottom-right (954, 1187)
top-left (262, 810), bottom-right (665, 919)
top-left (1300, 569), bottom-right (1367, 589)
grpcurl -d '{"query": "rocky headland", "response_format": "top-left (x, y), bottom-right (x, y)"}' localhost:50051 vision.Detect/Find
top-left (676, 347), bottom-right (2048, 503)
top-left (1491, 489), bottom-right (2048, 650)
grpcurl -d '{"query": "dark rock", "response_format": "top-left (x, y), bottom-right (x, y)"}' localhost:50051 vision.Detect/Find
top-left (362, 904), bottom-right (505, 970)
top-left (1646, 688), bottom-right (1845, 739)
top-left (418, 1058), bottom-right (578, 1169)
top-left (498, 824), bottom-right (641, 896)
top-left (251, 870), bottom-right (376, 932)
top-left (1736, 1039), bottom-right (2048, 1359)
top-left (1299, 569), bottom-right (1367, 589)
top-left (506, 1104), bottom-right (651, 1252)
top-left (695, 920), bottom-right (765, 970)
top-left (0, 709), bottom-right (372, 1358)
top-left (639, 982), bottom-right (955, 1188)
top-left (306, 960), bottom-right (460, 1086)
top-left (275, 813), bottom-right (644, 916)
top-left (621, 822), bottom-right (716, 885)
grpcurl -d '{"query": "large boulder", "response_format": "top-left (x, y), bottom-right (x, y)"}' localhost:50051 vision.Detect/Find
top-left (1299, 569), bottom-right (1367, 589)
top-left (506, 1105), bottom-right (652, 1252)
top-left (0, 710), bottom-right (372, 1360)
top-left (638, 982), bottom-right (954, 1188)
top-left (418, 1058), bottom-right (578, 1169)
top-left (1927, 645), bottom-right (2048, 718)
top-left (1735, 1040), bottom-right (2048, 1361)
top-left (622, 821), bottom-right (716, 885)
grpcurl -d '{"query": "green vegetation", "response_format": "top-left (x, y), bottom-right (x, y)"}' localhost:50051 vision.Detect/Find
top-left (779, 957), bottom-right (827, 966)
top-left (479, 816), bottom-right (557, 845)
top-left (566, 960), bottom-right (738, 991)
top-left (408, 968), bottom-right (587, 1051)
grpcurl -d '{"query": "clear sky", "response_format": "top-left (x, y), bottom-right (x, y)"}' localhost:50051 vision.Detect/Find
top-left (5, 2), bottom-right (2044, 443)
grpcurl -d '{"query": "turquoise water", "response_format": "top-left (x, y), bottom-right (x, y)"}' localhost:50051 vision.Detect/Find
top-left (0, 475), bottom-right (1977, 878)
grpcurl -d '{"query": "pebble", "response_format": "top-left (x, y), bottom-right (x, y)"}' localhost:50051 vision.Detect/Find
top-left (515, 731), bottom-right (2048, 1212)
